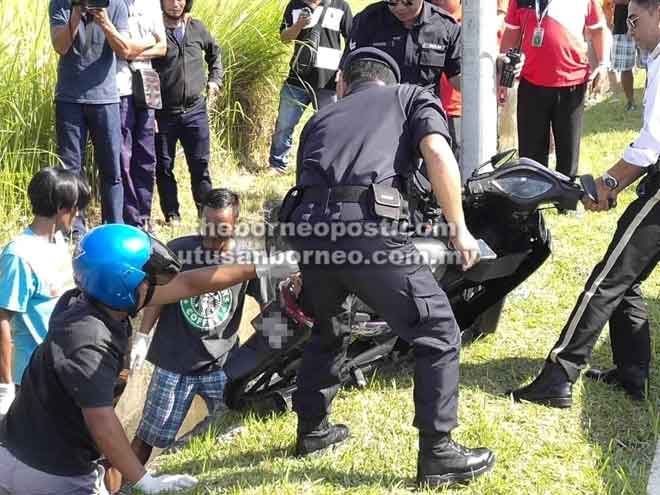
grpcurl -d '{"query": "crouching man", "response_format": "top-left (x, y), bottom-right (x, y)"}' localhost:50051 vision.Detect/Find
top-left (129, 189), bottom-right (265, 466)
top-left (0, 223), bottom-right (296, 494)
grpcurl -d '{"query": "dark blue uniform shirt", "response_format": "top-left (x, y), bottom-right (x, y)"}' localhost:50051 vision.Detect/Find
top-left (296, 81), bottom-right (450, 221)
top-left (343, 1), bottom-right (461, 93)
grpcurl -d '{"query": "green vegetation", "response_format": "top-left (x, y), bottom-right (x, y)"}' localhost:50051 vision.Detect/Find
top-left (2, 0), bottom-right (658, 493)
top-left (0, 0), bottom-right (289, 240)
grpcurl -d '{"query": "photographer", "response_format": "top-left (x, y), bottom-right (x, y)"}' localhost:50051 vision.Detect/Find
top-left (267, 0), bottom-right (353, 175)
top-left (116, 0), bottom-right (167, 230)
top-left (152, 0), bottom-right (223, 223)
top-left (49, 0), bottom-right (159, 233)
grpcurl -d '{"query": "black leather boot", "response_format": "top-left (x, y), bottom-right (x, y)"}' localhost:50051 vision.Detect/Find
top-left (294, 416), bottom-right (350, 457)
top-left (417, 433), bottom-right (495, 487)
top-left (584, 365), bottom-right (649, 401)
top-left (507, 361), bottom-right (573, 408)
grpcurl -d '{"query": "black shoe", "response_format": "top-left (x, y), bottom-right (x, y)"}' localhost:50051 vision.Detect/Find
top-left (165, 214), bottom-right (181, 225)
top-left (506, 361), bottom-right (573, 408)
top-left (584, 365), bottom-right (648, 401)
top-left (294, 416), bottom-right (350, 457)
top-left (417, 433), bottom-right (495, 487)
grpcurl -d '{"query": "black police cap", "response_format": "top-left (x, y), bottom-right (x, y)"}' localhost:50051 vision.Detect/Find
top-left (343, 47), bottom-right (401, 84)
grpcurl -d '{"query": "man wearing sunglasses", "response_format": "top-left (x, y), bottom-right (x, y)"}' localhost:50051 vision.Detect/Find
top-left (342, 0), bottom-right (462, 94)
top-left (128, 188), bottom-right (267, 475)
top-left (0, 222), bottom-right (297, 494)
top-left (508, 0), bottom-right (660, 409)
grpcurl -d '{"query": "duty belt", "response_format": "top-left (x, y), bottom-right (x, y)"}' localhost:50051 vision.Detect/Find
top-left (300, 185), bottom-right (371, 204)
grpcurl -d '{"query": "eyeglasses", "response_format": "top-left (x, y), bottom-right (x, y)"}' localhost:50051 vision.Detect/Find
top-left (627, 14), bottom-right (640, 31)
top-left (384, 0), bottom-right (415, 7)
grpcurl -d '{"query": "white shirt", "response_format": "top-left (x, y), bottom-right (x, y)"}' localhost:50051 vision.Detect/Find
top-left (622, 42), bottom-right (660, 167)
top-left (116, 0), bottom-right (166, 97)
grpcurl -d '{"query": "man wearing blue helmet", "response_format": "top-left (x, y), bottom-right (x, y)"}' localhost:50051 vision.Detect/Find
top-left (0, 224), bottom-right (296, 494)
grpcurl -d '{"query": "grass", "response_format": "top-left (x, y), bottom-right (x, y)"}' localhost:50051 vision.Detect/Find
top-left (2, 0), bottom-right (659, 493)
top-left (143, 81), bottom-right (660, 494)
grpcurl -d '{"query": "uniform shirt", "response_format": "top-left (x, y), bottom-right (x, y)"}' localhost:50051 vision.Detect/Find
top-left (623, 43), bottom-right (660, 168)
top-left (612, 4), bottom-right (627, 36)
top-left (146, 236), bottom-right (264, 375)
top-left (282, 0), bottom-right (353, 91)
top-left (116, 0), bottom-right (166, 97)
top-left (296, 81), bottom-right (450, 221)
top-left (152, 18), bottom-right (223, 114)
top-left (344, 1), bottom-right (461, 93)
top-left (505, 0), bottom-right (605, 87)
top-left (0, 229), bottom-right (74, 383)
top-left (49, 0), bottom-right (129, 104)
top-left (0, 290), bottom-right (130, 476)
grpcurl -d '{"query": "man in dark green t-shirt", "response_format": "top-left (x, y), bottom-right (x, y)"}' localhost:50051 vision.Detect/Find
top-left (130, 188), bottom-right (265, 465)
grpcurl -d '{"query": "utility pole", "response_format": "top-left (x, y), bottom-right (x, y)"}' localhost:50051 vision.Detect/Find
top-left (461, 0), bottom-right (498, 180)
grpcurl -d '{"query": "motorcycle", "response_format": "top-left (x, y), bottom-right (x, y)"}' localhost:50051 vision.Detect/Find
top-left (223, 150), bottom-right (598, 412)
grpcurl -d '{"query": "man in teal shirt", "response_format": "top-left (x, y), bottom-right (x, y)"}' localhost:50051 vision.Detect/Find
top-left (0, 167), bottom-right (90, 416)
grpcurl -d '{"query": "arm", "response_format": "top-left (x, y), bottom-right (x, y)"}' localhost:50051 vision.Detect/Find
top-left (203, 27), bottom-right (223, 87)
top-left (420, 134), bottom-right (480, 269)
top-left (588, 26), bottom-right (606, 67)
top-left (499, 26), bottom-right (522, 53)
top-left (83, 407), bottom-right (146, 484)
top-left (280, 13), bottom-right (312, 42)
top-left (420, 134), bottom-right (467, 235)
top-left (0, 310), bottom-right (13, 383)
top-left (50, 7), bottom-right (82, 55)
top-left (133, 37), bottom-right (166, 60)
top-left (89, 8), bottom-right (155, 60)
top-left (139, 305), bottom-right (162, 335)
top-left (149, 264), bottom-right (256, 307)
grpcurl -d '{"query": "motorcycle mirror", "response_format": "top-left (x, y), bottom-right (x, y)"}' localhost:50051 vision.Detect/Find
top-left (579, 174), bottom-right (598, 203)
top-left (472, 148), bottom-right (518, 177)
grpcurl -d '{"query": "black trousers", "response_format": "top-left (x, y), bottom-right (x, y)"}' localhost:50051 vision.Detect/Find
top-left (517, 78), bottom-right (587, 178)
top-left (549, 180), bottom-right (660, 381)
top-left (291, 234), bottom-right (461, 434)
top-left (155, 101), bottom-right (213, 219)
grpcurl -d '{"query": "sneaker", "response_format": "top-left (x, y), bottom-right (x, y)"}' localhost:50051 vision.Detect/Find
top-left (625, 102), bottom-right (638, 112)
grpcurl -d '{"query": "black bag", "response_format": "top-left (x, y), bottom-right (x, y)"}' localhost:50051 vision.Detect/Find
top-left (291, 1), bottom-right (330, 78)
top-left (130, 62), bottom-right (163, 110)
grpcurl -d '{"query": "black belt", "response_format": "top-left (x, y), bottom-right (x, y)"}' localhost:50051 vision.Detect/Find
top-left (301, 185), bottom-right (371, 204)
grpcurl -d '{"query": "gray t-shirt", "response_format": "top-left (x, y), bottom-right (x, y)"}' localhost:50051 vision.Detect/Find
top-left (49, 0), bottom-right (129, 104)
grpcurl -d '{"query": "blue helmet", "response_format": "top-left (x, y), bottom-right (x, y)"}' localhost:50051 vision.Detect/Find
top-left (73, 225), bottom-right (181, 313)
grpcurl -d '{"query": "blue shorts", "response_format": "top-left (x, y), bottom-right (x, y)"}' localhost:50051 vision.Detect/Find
top-left (136, 367), bottom-right (227, 449)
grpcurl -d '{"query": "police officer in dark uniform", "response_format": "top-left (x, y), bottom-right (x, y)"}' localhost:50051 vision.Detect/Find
top-left (280, 47), bottom-right (495, 488)
top-left (343, 0), bottom-right (461, 93)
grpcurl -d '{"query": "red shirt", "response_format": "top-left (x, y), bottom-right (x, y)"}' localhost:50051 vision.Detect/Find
top-left (440, 74), bottom-right (461, 117)
top-left (505, 0), bottom-right (605, 87)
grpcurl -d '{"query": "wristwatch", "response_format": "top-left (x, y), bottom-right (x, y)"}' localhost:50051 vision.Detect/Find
top-left (602, 171), bottom-right (619, 191)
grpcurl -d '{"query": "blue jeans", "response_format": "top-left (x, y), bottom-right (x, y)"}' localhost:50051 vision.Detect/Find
top-left (155, 101), bottom-right (212, 219)
top-left (55, 101), bottom-right (124, 232)
top-left (269, 83), bottom-right (336, 171)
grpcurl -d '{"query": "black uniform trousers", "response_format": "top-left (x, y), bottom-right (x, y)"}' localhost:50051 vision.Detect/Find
top-left (291, 232), bottom-right (461, 434)
top-left (549, 179), bottom-right (660, 381)
top-left (517, 78), bottom-right (587, 178)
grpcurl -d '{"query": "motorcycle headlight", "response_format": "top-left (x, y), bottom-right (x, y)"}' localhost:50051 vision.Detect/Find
top-left (492, 175), bottom-right (553, 200)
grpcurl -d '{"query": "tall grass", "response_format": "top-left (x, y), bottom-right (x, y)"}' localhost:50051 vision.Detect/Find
top-left (0, 0), bottom-right (289, 241)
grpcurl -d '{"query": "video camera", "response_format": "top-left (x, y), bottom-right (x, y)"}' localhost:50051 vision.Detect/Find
top-left (73, 0), bottom-right (110, 9)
